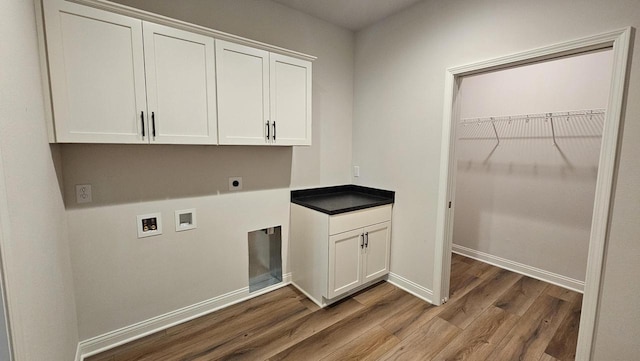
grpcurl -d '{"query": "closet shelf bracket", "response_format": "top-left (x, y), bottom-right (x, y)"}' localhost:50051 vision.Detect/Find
top-left (549, 113), bottom-right (557, 146)
top-left (490, 118), bottom-right (500, 146)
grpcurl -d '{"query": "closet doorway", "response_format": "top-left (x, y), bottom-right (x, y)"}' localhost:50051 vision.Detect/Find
top-left (454, 49), bottom-right (612, 291)
top-left (434, 28), bottom-right (631, 360)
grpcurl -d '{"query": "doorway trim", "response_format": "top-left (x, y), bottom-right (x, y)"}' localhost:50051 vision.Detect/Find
top-left (0, 146), bottom-right (15, 360)
top-left (433, 27), bottom-right (632, 360)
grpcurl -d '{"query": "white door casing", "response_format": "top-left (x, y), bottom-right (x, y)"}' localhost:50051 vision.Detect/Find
top-left (434, 28), bottom-right (631, 360)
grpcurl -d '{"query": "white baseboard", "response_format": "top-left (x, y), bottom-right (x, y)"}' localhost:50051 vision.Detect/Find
top-left (386, 272), bottom-right (433, 304)
top-left (452, 245), bottom-right (584, 293)
top-left (77, 273), bottom-right (292, 360)
top-left (290, 281), bottom-right (325, 308)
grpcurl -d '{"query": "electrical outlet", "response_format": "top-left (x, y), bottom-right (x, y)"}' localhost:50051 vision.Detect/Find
top-left (353, 166), bottom-right (360, 177)
top-left (229, 177), bottom-right (242, 191)
top-left (75, 184), bottom-right (92, 204)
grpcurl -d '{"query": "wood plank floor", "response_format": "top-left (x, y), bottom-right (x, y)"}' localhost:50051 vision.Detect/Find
top-left (87, 254), bottom-right (582, 361)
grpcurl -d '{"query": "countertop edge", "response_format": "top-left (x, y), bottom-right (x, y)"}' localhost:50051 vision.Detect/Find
top-left (291, 198), bottom-right (394, 215)
top-left (290, 185), bottom-right (395, 215)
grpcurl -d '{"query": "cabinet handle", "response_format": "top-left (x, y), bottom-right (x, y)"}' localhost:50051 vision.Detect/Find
top-left (273, 121), bottom-right (276, 141)
top-left (266, 120), bottom-right (270, 140)
top-left (141, 111), bottom-right (145, 138)
top-left (365, 232), bottom-right (369, 248)
top-left (360, 233), bottom-right (364, 249)
top-left (152, 112), bottom-right (156, 138)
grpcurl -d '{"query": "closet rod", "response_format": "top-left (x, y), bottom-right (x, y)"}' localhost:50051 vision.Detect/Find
top-left (459, 108), bottom-right (605, 146)
top-left (459, 108), bottom-right (605, 126)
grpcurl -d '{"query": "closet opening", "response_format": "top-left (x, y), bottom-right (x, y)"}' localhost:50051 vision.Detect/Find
top-left (434, 28), bottom-right (631, 360)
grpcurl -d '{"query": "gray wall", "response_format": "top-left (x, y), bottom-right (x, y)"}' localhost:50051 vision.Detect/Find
top-left (352, 0), bottom-right (640, 359)
top-left (110, 0), bottom-right (355, 188)
top-left (0, 0), bottom-right (79, 360)
top-left (67, 0), bottom-right (355, 339)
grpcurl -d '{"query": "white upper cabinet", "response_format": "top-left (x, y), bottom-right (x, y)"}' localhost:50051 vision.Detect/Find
top-left (216, 40), bottom-right (270, 145)
top-left (270, 54), bottom-right (312, 146)
top-left (44, 0), bottom-right (147, 143)
top-left (143, 22), bottom-right (217, 144)
top-left (216, 40), bottom-right (312, 146)
top-left (40, 0), bottom-right (313, 145)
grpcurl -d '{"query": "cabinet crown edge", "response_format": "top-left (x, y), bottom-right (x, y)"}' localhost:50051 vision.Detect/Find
top-left (48, 0), bottom-right (317, 62)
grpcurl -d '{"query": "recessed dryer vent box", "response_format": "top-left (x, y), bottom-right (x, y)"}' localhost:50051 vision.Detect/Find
top-left (248, 226), bottom-right (282, 293)
top-left (137, 213), bottom-right (162, 238)
top-left (175, 209), bottom-right (197, 232)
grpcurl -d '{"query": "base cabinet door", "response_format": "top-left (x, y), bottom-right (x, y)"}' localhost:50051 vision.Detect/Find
top-left (363, 221), bottom-right (391, 283)
top-left (328, 229), bottom-right (363, 299)
top-left (44, 0), bottom-right (147, 143)
top-left (327, 221), bottom-right (391, 299)
top-left (143, 22), bottom-right (217, 144)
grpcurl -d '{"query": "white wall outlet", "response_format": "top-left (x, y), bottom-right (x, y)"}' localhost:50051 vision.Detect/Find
top-left (137, 213), bottom-right (162, 238)
top-left (75, 184), bottom-right (92, 204)
top-left (353, 166), bottom-right (360, 177)
top-left (229, 177), bottom-right (242, 191)
top-left (175, 209), bottom-right (197, 232)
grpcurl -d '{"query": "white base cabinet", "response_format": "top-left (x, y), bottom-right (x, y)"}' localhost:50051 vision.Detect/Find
top-left (328, 221), bottom-right (391, 298)
top-left (290, 204), bottom-right (392, 307)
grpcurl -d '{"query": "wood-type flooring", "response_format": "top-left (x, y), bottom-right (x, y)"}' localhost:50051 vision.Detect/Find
top-left (88, 253), bottom-right (582, 361)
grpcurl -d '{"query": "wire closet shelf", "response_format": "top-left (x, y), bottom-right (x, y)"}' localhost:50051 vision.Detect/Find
top-left (458, 108), bottom-right (606, 146)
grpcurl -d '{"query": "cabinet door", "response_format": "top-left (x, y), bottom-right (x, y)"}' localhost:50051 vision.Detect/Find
top-left (269, 53), bottom-right (312, 146)
top-left (362, 221), bottom-right (391, 283)
top-left (328, 229), bottom-right (363, 299)
top-left (143, 22), bottom-right (217, 144)
top-left (216, 40), bottom-right (269, 145)
top-left (44, 0), bottom-right (147, 143)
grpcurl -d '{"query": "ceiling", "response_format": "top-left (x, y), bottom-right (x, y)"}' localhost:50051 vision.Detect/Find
top-left (271, 0), bottom-right (424, 31)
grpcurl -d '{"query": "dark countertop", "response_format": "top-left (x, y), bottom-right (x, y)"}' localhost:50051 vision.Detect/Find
top-left (291, 185), bottom-right (395, 215)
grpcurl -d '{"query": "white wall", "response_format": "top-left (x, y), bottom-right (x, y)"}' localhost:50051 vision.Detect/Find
top-left (0, 0), bottom-right (79, 360)
top-left (453, 50), bottom-right (612, 284)
top-left (110, 0), bottom-right (354, 188)
top-left (353, 0), bottom-right (640, 359)
top-left (458, 50), bottom-right (613, 118)
top-left (64, 0), bottom-right (354, 340)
